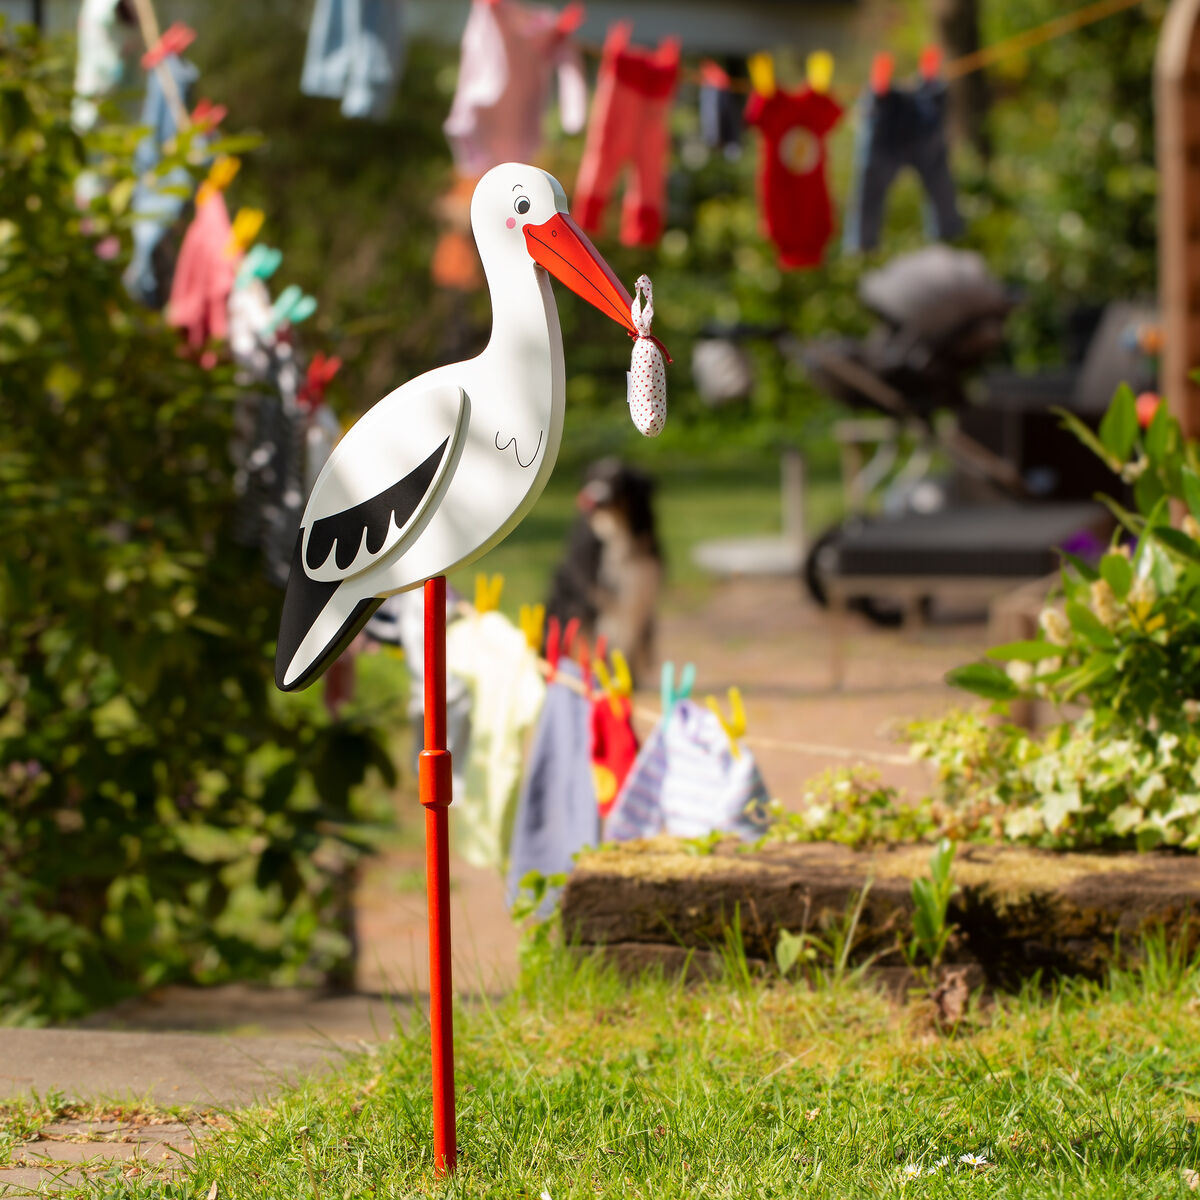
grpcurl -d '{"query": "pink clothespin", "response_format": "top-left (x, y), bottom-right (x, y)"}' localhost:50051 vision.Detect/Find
top-left (141, 22), bottom-right (196, 68)
top-left (919, 44), bottom-right (943, 81)
top-left (191, 98), bottom-right (227, 132)
top-left (870, 51), bottom-right (893, 96)
top-left (298, 352), bottom-right (342, 412)
top-left (556, 1), bottom-right (585, 35)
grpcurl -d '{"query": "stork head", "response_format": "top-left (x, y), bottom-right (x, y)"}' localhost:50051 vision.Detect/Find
top-left (471, 163), bottom-right (637, 336)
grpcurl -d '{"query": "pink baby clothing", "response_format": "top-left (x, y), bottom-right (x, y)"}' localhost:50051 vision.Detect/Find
top-left (573, 22), bottom-right (679, 248)
top-left (168, 191), bottom-right (237, 351)
top-left (444, 0), bottom-right (587, 175)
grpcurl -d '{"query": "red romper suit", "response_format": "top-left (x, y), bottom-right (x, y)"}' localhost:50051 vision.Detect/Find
top-left (745, 86), bottom-right (844, 269)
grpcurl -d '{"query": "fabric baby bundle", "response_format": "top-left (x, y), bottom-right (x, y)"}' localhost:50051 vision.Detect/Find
top-left (444, 0), bottom-right (587, 175)
top-left (574, 22), bottom-right (680, 248)
top-left (843, 78), bottom-right (964, 254)
top-left (446, 609), bottom-right (546, 871)
top-left (745, 84), bottom-right (843, 269)
top-left (507, 660), bottom-right (599, 913)
top-left (604, 699), bottom-right (769, 842)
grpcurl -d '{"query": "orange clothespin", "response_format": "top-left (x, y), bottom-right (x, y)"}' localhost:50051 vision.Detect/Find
top-left (748, 52), bottom-right (776, 99)
top-left (870, 51), bottom-right (894, 96)
top-left (141, 21), bottom-right (196, 68)
top-left (473, 573), bottom-right (504, 613)
top-left (706, 686), bottom-right (747, 758)
top-left (699, 59), bottom-right (732, 90)
top-left (226, 207), bottom-right (264, 258)
top-left (519, 603), bottom-right (545, 653)
top-left (298, 351), bottom-right (342, 411)
top-left (594, 649), bottom-right (633, 717)
top-left (197, 155), bottom-right (240, 206)
top-left (807, 50), bottom-right (834, 95)
top-left (191, 98), bottom-right (227, 132)
top-left (919, 44), bottom-right (943, 81)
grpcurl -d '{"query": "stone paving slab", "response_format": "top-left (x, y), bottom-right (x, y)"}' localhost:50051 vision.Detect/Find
top-left (1, 1118), bottom-right (199, 1197)
top-left (0, 1028), bottom-right (350, 1107)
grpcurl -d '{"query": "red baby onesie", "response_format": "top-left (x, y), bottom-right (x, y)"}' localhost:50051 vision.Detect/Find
top-left (590, 693), bottom-right (638, 819)
top-left (745, 86), bottom-right (844, 269)
top-left (574, 22), bottom-right (679, 248)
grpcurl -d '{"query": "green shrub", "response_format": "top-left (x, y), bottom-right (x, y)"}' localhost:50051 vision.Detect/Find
top-left (0, 26), bottom-right (393, 1022)
top-left (930, 386), bottom-right (1200, 850)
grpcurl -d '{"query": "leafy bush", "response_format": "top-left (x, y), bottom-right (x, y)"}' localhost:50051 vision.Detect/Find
top-left (927, 386), bottom-right (1200, 850)
top-left (0, 26), bottom-right (392, 1022)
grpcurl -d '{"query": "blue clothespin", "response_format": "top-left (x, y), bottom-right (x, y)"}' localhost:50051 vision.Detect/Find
top-left (661, 661), bottom-right (695, 725)
top-left (234, 244), bottom-right (282, 291)
top-left (265, 284), bottom-right (317, 333)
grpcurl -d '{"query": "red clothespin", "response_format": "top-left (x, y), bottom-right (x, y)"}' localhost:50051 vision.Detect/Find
top-left (545, 616), bottom-right (562, 679)
top-left (556, 1), bottom-right (585, 35)
top-left (594, 633), bottom-right (608, 665)
top-left (191, 98), bottom-right (227, 132)
top-left (870, 51), bottom-right (893, 96)
top-left (919, 44), bottom-right (943, 81)
top-left (298, 352), bottom-right (342, 412)
top-left (562, 616), bottom-right (581, 657)
top-left (142, 22), bottom-right (196, 69)
top-left (698, 59), bottom-right (731, 90)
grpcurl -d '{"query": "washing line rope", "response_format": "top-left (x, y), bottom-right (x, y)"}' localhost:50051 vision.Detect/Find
top-left (578, 0), bottom-right (1149, 94)
top-left (532, 656), bottom-right (915, 767)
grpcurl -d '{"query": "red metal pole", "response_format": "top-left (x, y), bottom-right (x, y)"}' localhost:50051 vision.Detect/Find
top-left (419, 575), bottom-right (456, 1175)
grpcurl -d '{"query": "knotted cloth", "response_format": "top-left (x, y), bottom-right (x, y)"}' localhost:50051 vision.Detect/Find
top-left (627, 274), bottom-right (668, 437)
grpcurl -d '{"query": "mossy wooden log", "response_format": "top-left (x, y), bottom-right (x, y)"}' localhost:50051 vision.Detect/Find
top-left (560, 839), bottom-right (1200, 984)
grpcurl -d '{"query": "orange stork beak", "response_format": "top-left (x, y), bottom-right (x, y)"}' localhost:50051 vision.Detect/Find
top-left (524, 213), bottom-right (637, 335)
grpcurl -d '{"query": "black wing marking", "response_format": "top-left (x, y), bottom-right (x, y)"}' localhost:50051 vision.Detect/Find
top-left (304, 438), bottom-right (449, 575)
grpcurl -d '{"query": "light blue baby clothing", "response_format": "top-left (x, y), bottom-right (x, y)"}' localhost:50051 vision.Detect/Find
top-left (301, 0), bottom-right (406, 120)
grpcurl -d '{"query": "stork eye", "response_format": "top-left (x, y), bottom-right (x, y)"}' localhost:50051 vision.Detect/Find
top-left (514, 196), bottom-right (531, 215)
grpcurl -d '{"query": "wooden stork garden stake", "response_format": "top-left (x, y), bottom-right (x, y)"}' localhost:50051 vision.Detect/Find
top-left (274, 163), bottom-right (667, 1176)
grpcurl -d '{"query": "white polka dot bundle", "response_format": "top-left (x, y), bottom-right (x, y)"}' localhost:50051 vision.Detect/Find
top-left (626, 274), bottom-right (667, 437)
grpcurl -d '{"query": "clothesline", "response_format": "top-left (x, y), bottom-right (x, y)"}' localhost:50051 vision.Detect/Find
top-left (573, 0), bottom-right (1148, 95)
top-left (530, 653), bottom-right (915, 767)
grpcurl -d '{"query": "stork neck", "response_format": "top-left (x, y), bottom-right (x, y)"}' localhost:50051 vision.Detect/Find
top-left (481, 255), bottom-right (558, 367)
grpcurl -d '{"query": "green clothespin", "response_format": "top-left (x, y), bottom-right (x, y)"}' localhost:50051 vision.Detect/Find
top-left (265, 284), bottom-right (317, 333)
top-left (661, 661), bottom-right (695, 725)
top-left (235, 243), bottom-right (282, 291)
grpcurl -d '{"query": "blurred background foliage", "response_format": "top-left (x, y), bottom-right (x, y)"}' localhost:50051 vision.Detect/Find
top-left (0, 25), bottom-right (393, 1023)
top-left (0, 0), bottom-right (1167, 1019)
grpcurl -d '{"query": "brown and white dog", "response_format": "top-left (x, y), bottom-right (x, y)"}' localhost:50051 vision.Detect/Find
top-left (544, 458), bottom-right (663, 686)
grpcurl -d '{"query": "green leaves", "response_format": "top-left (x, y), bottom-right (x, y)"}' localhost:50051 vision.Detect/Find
top-left (1099, 552), bottom-right (1132, 598)
top-left (0, 33), bottom-right (393, 1022)
top-left (945, 663), bottom-right (1020, 701)
top-left (1098, 383), bottom-right (1139, 463)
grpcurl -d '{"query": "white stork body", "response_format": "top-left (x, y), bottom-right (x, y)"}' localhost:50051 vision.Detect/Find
top-left (276, 164), bottom-right (634, 691)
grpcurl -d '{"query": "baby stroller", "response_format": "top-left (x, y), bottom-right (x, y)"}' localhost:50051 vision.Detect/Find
top-left (801, 245), bottom-right (1154, 624)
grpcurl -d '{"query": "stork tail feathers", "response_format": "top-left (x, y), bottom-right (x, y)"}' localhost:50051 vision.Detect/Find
top-left (275, 533), bottom-right (382, 691)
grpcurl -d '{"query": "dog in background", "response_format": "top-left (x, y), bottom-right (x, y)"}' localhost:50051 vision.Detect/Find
top-left (544, 458), bottom-right (663, 686)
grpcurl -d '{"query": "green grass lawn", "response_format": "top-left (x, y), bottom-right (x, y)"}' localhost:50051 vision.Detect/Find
top-left (71, 937), bottom-right (1200, 1199)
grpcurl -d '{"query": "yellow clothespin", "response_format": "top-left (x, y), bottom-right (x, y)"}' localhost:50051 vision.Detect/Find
top-left (197, 154), bottom-right (241, 206)
top-left (748, 52), bottom-right (776, 99)
top-left (226, 206), bottom-right (265, 258)
top-left (519, 602), bottom-right (545, 652)
top-left (706, 686), bottom-right (747, 758)
top-left (807, 50), bottom-right (834, 94)
top-left (473, 572), bottom-right (504, 613)
top-left (593, 649), bottom-right (633, 716)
